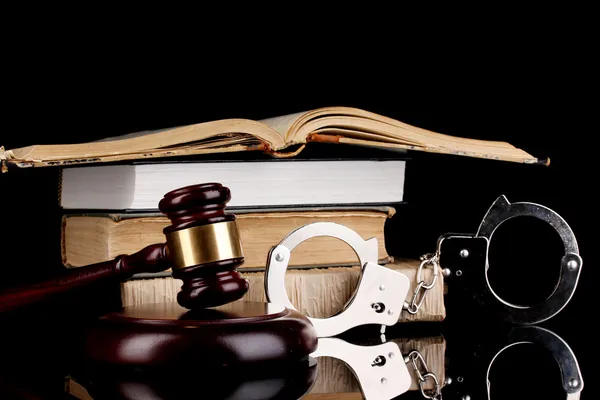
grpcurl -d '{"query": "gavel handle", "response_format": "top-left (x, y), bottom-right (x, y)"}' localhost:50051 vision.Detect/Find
top-left (0, 243), bottom-right (169, 314)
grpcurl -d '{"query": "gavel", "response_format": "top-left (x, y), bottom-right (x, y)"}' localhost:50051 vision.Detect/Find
top-left (1, 181), bottom-right (317, 375)
top-left (0, 183), bottom-right (250, 313)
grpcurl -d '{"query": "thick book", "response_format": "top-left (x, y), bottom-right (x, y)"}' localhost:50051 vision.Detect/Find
top-left (58, 159), bottom-right (406, 210)
top-left (62, 206), bottom-right (394, 270)
top-left (121, 259), bottom-right (446, 323)
top-left (0, 106), bottom-right (543, 169)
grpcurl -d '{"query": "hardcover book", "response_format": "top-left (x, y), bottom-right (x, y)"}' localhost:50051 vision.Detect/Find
top-left (62, 206), bottom-right (395, 270)
top-left (58, 159), bottom-right (406, 210)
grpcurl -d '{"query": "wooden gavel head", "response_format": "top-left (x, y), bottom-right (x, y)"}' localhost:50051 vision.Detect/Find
top-left (158, 183), bottom-right (249, 309)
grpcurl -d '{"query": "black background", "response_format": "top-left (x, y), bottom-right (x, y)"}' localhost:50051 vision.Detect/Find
top-left (0, 44), bottom-right (595, 399)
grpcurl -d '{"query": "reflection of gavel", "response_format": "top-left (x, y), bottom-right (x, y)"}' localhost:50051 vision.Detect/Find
top-left (0, 183), bottom-right (249, 313)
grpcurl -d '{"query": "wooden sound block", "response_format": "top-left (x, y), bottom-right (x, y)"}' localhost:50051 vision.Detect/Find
top-left (85, 301), bottom-right (318, 367)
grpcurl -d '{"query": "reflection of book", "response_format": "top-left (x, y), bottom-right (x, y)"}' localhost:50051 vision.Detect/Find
top-left (1, 106), bottom-right (541, 168)
top-left (62, 206), bottom-right (393, 270)
top-left (121, 259), bottom-right (446, 323)
top-left (309, 336), bottom-right (446, 395)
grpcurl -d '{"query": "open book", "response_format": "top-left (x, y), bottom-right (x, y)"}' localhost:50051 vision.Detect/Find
top-left (0, 106), bottom-right (544, 169)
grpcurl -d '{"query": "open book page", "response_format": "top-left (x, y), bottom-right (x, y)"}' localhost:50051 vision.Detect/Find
top-left (93, 127), bottom-right (176, 142)
top-left (301, 117), bottom-right (522, 153)
top-left (1, 119), bottom-right (285, 167)
top-left (258, 110), bottom-right (308, 141)
top-left (284, 107), bottom-right (539, 163)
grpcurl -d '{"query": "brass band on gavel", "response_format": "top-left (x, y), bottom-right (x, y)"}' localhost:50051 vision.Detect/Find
top-left (165, 221), bottom-right (244, 270)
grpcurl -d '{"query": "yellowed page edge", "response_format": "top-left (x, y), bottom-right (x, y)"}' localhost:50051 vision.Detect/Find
top-left (289, 106), bottom-right (516, 148)
top-left (4, 119), bottom-right (284, 164)
top-left (63, 209), bottom-right (391, 269)
top-left (299, 116), bottom-right (525, 153)
top-left (336, 137), bottom-right (539, 163)
top-left (259, 110), bottom-right (309, 140)
top-left (8, 143), bottom-right (264, 168)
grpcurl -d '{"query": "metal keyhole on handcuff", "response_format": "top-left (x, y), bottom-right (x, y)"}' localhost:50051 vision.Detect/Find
top-left (263, 195), bottom-right (583, 399)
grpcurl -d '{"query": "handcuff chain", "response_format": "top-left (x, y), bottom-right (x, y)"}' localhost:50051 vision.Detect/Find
top-left (405, 253), bottom-right (439, 315)
top-left (405, 350), bottom-right (442, 400)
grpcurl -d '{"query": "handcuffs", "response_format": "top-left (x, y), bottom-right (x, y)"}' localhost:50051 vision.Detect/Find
top-left (265, 195), bottom-right (582, 335)
top-left (263, 195), bottom-right (583, 399)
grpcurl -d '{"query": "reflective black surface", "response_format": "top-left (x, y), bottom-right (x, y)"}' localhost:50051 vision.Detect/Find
top-left (0, 312), bottom-right (586, 399)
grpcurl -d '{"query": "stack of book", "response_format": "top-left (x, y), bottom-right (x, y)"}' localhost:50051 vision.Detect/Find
top-left (2, 106), bottom-right (539, 321)
top-left (58, 156), bottom-right (434, 320)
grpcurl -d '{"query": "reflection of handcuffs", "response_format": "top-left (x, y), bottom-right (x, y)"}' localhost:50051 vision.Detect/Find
top-left (265, 195), bottom-right (582, 336)
top-left (444, 325), bottom-right (584, 400)
top-left (311, 326), bottom-right (583, 400)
